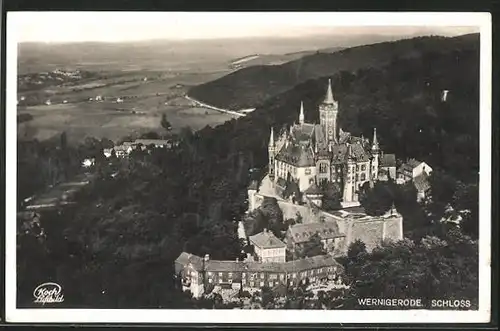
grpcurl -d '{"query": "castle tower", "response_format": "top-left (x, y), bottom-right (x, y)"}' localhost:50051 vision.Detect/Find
top-left (343, 144), bottom-right (356, 203)
top-left (319, 79), bottom-right (339, 144)
top-left (299, 101), bottom-right (305, 125)
top-left (268, 127), bottom-right (276, 180)
top-left (371, 128), bottom-right (380, 181)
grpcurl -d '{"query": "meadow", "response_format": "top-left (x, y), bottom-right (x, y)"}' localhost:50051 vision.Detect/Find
top-left (17, 68), bottom-right (236, 144)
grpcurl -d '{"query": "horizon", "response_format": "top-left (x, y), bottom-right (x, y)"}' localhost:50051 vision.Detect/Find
top-left (9, 12), bottom-right (480, 43)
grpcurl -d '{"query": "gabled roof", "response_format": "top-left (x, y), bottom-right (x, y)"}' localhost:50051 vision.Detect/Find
top-left (283, 254), bottom-right (343, 273)
top-left (380, 153), bottom-right (396, 167)
top-left (175, 252), bottom-right (343, 274)
top-left (287, 221), bottom-right (344, 244)
top-left (304, 182), bottom-right (323, 196)
top-left (249, 230), bottom-right (286, 249)
top-left (276, 143), bottom-right (315, 167)
top-left (292, 123), bottom-right (315, 141)
top-left (175, 252), bottom-right (204, 270)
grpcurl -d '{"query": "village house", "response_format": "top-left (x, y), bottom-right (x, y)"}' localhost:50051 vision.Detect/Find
top-left (396, 158), bottom-right (432, 184)
top-left (174, 252), bottom-right (343, 299)
top-left (285, 221), bottom-right (345, 255)
top-left (249, 229), bottom-right (286, 263)
top-left (378, 153), bottom-right (397, 181)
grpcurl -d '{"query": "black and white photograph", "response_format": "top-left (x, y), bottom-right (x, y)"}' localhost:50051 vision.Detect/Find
top-left (4, 11), bottom-right (492, 324)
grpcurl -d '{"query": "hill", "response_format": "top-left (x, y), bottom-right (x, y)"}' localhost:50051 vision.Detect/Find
top-left (188, 34), bottom-right (479, 111)
top-left (228, 47), bottom-right (344, 69)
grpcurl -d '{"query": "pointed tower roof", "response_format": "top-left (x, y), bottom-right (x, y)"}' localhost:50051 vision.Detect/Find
top-left (299, 101), bottom-right (305, 125)
top-left (269, 127), bottom-right (274, 147)
top-left (347, 143), bottom-right (355, 162)
top-left (372, 128), bottom-right (380, 151)
top-left (323, 79), bottom-right (336, 104)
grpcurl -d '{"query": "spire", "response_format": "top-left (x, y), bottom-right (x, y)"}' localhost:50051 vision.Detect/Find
top-left (323, 78), bottom-right (335, 104)
top-left (347, 143), bottom-right (355, 162)
top-left (269, 127), bottom-right (274, 147)
top-left (299, 101), bottom-right (305, 125)
top-left (372, 128), bottom-right (380, 152)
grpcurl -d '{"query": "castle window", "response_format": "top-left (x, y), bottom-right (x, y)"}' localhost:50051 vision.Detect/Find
top-left (305, 168), bottom-right (311, 175)
top-left (319, 163), bottom-right (328, 173)
top-left (361, 173), bottom-right (366, 181)
top-left (361, 164), bottom-right (366, 171)
top-left (355, 174), bottom-right (359, 181)
top-left (356, 165), bottom-right (359, 171)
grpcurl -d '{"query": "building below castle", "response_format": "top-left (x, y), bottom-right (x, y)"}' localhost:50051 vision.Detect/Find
top-left (174, 251), bottom-right (344, 299)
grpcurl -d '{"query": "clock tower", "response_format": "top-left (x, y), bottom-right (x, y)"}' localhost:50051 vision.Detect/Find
top-left (319, 79), bottom-right (339, 145)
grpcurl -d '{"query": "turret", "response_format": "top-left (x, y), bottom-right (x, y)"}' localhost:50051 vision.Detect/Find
top-left (268, 127), bottom-right (276, 180)
top-left (299, 101), bottom-right (305, 125)
top-left (371, 128), bottom-right (380, 181)
top-left (343, 143), bottom-right (356, 203)
top-left (319, 79), bottom-right (339, 144)
top-left (371, 128), bottom-right (380, 153)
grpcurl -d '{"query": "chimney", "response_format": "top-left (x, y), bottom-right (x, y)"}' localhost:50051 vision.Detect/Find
top-left (204, 254), bottom-right (209, 262)
top-left (236, 257), bottom-right (239, 262)
top-left (263, 228), bottom-right (267, 233)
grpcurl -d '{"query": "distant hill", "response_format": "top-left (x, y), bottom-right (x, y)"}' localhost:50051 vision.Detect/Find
top-left (228, 47), bottom-right (344, 69)
top-left (188, 34), bottom-right (479, 111)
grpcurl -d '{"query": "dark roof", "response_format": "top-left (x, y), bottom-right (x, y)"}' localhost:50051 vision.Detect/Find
top-left (292, 123), bottom-right (315, 141)
top-left (407, 158), bottom-right (423, 168)
top-left (287, 221), bottom-right (344, 244)
top-left (413, 173), bottom-right (431, 192)
top-left (380, 153), bottom-right (396, 167)
top-left (350, 142), bottom-right (371, 162)
top-left (248, 180), bottom-right (259, 190)
top-left (304, 182), bottom-right (323, 196)
top-left (175, 252), bottom-right (343, 274)
top-left (249, 230), bottom-right (286, 249)
top-left (400, 158), bottom-right (423, 173)
top-left (283, 255), bottom-right (342, 273)
top-left (276, 143), bottom-right (315, 167)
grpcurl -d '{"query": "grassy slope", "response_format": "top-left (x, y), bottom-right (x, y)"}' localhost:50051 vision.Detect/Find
top-left (188, 34), bottom-right (479, 111)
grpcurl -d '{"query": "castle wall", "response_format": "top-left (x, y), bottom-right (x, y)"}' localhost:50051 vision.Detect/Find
top-left (382, 215), bottom-right (404, 242)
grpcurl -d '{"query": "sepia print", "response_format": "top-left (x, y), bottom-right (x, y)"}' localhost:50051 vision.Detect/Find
top-left (5, 12), bottom-right (491, 323)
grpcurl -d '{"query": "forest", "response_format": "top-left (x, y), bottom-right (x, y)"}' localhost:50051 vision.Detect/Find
top-left (16, 35), bottom-right (480, 308)
top-left (189, 33), bottom-right (479, 111)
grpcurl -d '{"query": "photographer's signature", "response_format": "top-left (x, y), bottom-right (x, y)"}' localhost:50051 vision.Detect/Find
top-left (33, 282), bottom-right (64, 305)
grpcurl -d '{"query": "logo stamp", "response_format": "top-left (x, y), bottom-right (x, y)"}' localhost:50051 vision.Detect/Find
top-left (33, 282), bottom-right (64, 305)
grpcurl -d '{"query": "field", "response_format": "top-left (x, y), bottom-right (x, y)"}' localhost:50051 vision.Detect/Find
top-left (17, 69), bottom-right (237, 144)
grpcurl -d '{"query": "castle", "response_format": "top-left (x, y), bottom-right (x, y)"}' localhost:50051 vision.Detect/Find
top-left (268, 79), bottom-right (388, 207)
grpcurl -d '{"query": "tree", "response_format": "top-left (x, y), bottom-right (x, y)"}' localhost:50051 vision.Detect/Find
top-left (161, 113), bottom-right (172, 131)
top-left (360, 181), bottom-right (394, 216)
top-left (321, 182), bottom-right (342, 211)
top-left (296, 233), bottom-right (326, 259)
top-left (347, 239), bottom-right (367, 260)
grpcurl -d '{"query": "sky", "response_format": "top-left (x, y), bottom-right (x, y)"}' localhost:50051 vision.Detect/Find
top-left (9, 12), bottom-right (482, 43)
